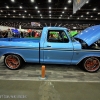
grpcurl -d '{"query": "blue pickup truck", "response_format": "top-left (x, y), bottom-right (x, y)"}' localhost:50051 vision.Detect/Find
top-left (0, 25), bottom-right (100, 72)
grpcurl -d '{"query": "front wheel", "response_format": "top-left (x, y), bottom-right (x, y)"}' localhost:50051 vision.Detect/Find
top-left (82, 57), bottom-right (100, 72)
top-left (4, 54), bottom-right (23, 70)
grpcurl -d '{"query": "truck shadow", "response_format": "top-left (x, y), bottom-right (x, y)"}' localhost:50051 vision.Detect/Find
top-left (22, 62), bottom-right (82, 72)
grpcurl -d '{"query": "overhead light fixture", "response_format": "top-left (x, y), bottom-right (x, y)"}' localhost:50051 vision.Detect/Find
top-left (68, 0), bottom-right (71, 3)
top-left (49, 7), bottom-right (51, 9)
top-left (86, 12), bottom-right (89, 14)
top-left (40, 14), bottom-right (42, 16)
top-left (35, 6), bottom-right (38, 9)
top-left (11, 0), bottom-right (15, 2)
top-left (64, 7), bottom-right (67, 10)
top-left (93, 8), bottom-right (96, 11)
top-left (1, 10), bottom-right (3, 12)
top-left (48, 0), bottom-right (51, 3)
top-left (37, 10), bottom-right (40, 13)
top-left (6, 6), bottom-right (9, 9)
top-left (24, 10), bottom-right (27, 12)
top-left (86, 0), bottom-right (89, 4)
top-left (91, 16), bottom-right (93, 18)
top-left (31, 0), bottom-right (34, 2)
top-left (62, 11), bottom-right (64, 13)
top-left (13, 10), bottom-right (16, 12)
top-left (49, 11), bottom-right (51, 13)
top-left (22, 16), bottom-right (25, 18)
top-left (19, 6), bottom-right (22, 9)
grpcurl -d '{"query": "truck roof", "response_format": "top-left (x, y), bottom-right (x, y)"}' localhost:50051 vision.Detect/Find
top-left (43, 27), bottom-right (68, 30)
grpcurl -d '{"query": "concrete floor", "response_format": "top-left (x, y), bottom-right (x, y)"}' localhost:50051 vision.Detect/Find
top-left (0, 56), bottom-right (100, 100)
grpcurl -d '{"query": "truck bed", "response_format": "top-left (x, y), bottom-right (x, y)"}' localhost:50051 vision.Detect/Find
top-left (0, 38), bottom-right (40, 42)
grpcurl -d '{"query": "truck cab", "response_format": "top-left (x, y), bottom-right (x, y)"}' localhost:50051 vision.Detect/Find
top-left (40, 27), bottom-right (81, 64)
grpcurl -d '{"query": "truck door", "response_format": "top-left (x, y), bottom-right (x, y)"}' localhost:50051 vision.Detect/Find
top-left (43, 30), bottom-right (74, 64)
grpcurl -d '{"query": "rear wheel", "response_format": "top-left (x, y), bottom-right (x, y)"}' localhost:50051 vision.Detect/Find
top-left (82, 57), bottom-right (100, 72)
top-left (4, 54), bottom-right (23, 70)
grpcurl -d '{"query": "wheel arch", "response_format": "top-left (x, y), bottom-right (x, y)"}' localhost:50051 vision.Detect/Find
top-left (3, 53), bottom-right (25, 62)
top-left (77, 56), bottom-right (100, 65)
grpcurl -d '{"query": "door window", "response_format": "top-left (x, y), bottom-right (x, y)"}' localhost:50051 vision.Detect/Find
top-left (47, 30), bottom-right (69, 43)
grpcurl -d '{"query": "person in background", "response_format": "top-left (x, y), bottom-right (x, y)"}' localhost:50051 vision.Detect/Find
top-left (0, 30), bottom-right (2, 38)
top-left (7, 29), bottom-right (13, 38)
top-left (20, 31), bottom-right (24, 38)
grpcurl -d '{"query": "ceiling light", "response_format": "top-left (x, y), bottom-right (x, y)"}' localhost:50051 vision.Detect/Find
top-left (93, 8), bottom-right (96, 11)
top-left (13, 10), bottom-right (16, 12)
top-left (41, 17), bottom-right (43, 18)
top-left (31, 0), bottom-right (34, 2)
top-left (86, 12), bottom-right (89, 14)
top-left (13, 16), bottom-right (15, 18)
top-left (91, 16), bottom-right (93, 18)
top-left (37, 10), bottom-right (40, 13)
top-left (11, 0), bottom-right (15, 2)
top-left (59, 17), bottom-right (61, 19)
top-left (49, 7), bottom-right (51, 9)
top-left (24, 10), bottom-right (27, 12)
top-left (70, 15), bottom-right (72, 17)
top-left (68, 0), bottom-right (71, 3)
top-left (62, 11), bottom-right (64, 13)
top-left (98, 13), bottom-right (100, 15)
top-left (6, 6), bottom-right (9, 9)
top-left (60, 15), bottom-right (62, 16)
top-left (19, 6), bottom-right (22, 9)
top-left (81, 15), bottom-right (83, 17)
top-left (64, 7), bottom-right (67, 10)
top-left (35, 6), bottom-right (38, 9)
top-left (29, 14), bottom-right (31, 16)
top-left (40, 14), bottom-right (42, 16)
top-left (49, 14), bottom-right (51, 16)
top-left (48, 0), bottom-right (51, 3)
top-left (86, 0), bottom-right (89, 3)
top-left (8, 13), bottom-right (10, 15)
top-left (49, 11), bottom-right (51, 13)
top-left (1, 10), bottom-right (3, 12)
top-left (5, 16), bottom-right (7, 17)
top-left (22, 16), bottom-right (25, 18)
top-left (19, 14), bottom-right (21, 15)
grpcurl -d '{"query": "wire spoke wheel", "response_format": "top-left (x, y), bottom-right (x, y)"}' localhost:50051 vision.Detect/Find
top-left (83, 57), bottom-right (100, 72)
top-left (4, 54), bottom-right (22, 69)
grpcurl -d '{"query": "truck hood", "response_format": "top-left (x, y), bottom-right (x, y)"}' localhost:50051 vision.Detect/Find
top-left (75, 25), bottom-right (100, 46)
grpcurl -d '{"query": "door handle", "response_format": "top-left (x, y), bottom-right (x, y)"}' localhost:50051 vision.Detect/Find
top-left (47, 45), bottom-right (51, 47)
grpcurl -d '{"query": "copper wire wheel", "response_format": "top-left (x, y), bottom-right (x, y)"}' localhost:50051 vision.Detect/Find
top-left (84, 57), bottom-right (100, 72)
top-left (5, 55), bottom-right (21, 69)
